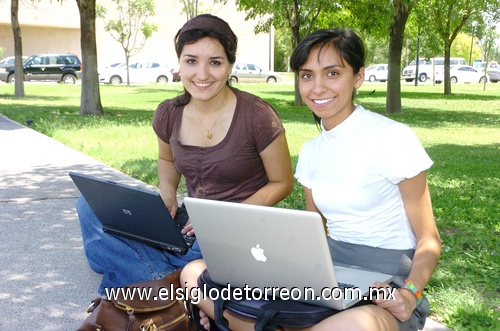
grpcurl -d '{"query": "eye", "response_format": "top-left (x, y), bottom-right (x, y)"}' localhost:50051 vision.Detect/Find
top-left (300, 73), bottom-right (312, 80)
top-left (327, 70), bottom-right (339, 77)
top-left (210, 60), bottom-right (222, 66)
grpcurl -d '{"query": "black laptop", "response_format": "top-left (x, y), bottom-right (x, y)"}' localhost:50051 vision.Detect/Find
top-left (69, 172), bottom-right (195, 254)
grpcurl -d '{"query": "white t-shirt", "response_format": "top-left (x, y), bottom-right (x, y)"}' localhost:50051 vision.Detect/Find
top-left (295, 105), bottom-right (433, 250)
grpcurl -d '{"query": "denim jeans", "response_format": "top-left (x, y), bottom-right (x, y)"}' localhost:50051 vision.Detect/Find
top-left (76, 196), bottom-right (202, 295)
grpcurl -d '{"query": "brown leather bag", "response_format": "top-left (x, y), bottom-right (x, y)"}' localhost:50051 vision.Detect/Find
top-left (77, 269), bottom-right (194, 331)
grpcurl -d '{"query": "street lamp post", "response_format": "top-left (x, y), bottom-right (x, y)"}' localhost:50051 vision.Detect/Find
top-left (469, 21), bottom-right (478, 66)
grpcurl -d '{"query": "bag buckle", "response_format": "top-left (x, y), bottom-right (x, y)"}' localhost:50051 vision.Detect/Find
top-left (140, 319), bottom-right (157, 331)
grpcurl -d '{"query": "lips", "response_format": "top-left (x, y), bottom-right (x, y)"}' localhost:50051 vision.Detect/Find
top-left (313, 97), bottom-right (334, 105)
top-left (194, 82), bottom-right (212, 88)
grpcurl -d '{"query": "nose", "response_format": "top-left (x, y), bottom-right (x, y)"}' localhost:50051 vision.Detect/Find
top-left (196, 64), bottom-right (210, 80)
top-left (311, 76), bottom-right (327, 95)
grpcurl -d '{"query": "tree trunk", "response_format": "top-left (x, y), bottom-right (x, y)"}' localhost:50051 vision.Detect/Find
top-left (385, 1), bottom-right (412, 114)
top-left (443, 41), bottom-right (452, 95)
top-left (292, 24), bottom-right (302, 106)
top-left (11, 0), bottom-right (25, 97)
top-left (77, 0), bottom-right (103, 116)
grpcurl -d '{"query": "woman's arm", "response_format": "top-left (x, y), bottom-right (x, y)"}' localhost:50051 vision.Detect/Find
top-left (400, 171), bottom-right (441, 296)
top-left (157, 137), bottom-right (182, 218)
top-left (241, 133), bottom-right (294, 206)
top-left (374, 171), bottom-right (441, 321)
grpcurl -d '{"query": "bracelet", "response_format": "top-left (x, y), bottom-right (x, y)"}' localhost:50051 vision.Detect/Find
top-left (403, 279), bottom-right (423, 307)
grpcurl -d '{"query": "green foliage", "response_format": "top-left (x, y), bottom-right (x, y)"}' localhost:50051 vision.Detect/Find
top-left (451, 33), bottom-right (483, 61)
top-left (0, 82), bottom-right (499, 329)
top-left (273, 27), bottom-right (292, 72)
top-left (363, 35), bottom-right (390, 65)
top-left (235, 0), bottom-right (331, 42)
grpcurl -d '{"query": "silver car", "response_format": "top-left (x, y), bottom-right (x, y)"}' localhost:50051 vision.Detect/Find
top-left (230, 63), bottom-right (281, 83)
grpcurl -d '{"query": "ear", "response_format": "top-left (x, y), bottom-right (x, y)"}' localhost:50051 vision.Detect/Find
top-left (355, 67), bottom-right (365, 88)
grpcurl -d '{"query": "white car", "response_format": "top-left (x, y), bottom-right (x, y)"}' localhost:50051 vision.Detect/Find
top-left (0, 56), bottom-right (28, 67)
top-left (364, 64), bottom-right (388, 82)
top-left (98, 61), bottom-right (173, 84)
top-left (435, 65), bottom-right (487, 84)
top-left (230, 63), bottom-right (281, 83)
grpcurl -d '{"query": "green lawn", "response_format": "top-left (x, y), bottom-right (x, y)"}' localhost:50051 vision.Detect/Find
top-left (1, 81), bottom-right (499, 330)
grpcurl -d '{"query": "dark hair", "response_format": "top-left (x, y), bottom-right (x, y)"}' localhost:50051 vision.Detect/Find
top-left (290, 29), bottom-right (365, 125)
top-left (174, 14), bottom-right (238, 105)
top-left (175, 14), bottom-right (237, 63)
top-left (290, 28), bottom-right (365, 75)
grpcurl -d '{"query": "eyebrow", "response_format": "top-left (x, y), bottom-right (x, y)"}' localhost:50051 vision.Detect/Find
top-left (182, 54), bottom-right (225, 61)
top-left (299, 64), bottom-right (343, 72)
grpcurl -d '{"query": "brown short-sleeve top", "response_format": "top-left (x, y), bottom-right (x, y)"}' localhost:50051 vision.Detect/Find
top-left (152, 87), bottom-right (285, 202)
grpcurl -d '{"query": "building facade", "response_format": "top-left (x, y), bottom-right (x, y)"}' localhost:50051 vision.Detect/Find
top-left (0, 0), bottom-right (274, 71)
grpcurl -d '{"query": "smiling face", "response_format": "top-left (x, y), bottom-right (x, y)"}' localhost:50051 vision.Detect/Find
top-left (179, 37), bottom-right (233, 102)
top-left (298, 44), bottom-right (364, 130)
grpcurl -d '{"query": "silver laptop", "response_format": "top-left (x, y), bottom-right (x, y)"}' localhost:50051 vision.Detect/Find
top-left (69, 172), bottom-right (195, 254)
top-left (183, 197), bottom-right (393, 310)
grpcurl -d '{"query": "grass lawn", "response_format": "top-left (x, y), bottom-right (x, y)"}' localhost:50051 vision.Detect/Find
top-left (1, 81), bottom-right (499, 330)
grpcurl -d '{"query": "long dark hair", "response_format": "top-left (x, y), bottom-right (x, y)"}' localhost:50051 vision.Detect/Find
top-left (290, 28), bottom-right (365, 125)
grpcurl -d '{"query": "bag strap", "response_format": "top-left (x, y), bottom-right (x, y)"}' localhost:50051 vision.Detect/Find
top-left (254, 306), bottom-right (279, 331)
top-left (213, 296), bottom-right (231, 331)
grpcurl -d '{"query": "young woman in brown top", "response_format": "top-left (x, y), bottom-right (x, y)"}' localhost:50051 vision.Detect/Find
top-left (76, 14), bottom-right (293, 296)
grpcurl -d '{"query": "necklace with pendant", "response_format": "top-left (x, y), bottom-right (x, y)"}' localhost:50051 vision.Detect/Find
top-left (193, 87), bottom-right (229, 139)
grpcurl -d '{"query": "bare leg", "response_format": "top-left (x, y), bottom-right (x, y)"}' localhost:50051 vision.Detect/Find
top-left (180, 259), bottom-right (257, 331)
top-left (285, 304), bottom-right (399, 331)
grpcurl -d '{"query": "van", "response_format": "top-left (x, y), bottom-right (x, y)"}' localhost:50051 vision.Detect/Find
top-left (401, 57), bottom-right (466, 82)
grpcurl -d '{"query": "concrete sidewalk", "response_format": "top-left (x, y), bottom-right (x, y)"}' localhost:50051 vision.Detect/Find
top-left (0, 114), bottom-right (452, 330)
top-left (0, 114), bottom-right (156, 330)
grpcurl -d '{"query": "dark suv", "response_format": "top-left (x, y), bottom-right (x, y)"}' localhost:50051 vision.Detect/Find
top-left (0, 53), bottom-right (82, 84)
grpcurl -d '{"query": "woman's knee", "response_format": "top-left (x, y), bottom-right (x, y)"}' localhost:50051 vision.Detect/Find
top-left (180, 259), bottom-right (207, 290)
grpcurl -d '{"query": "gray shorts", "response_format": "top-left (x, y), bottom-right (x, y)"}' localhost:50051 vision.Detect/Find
top-left (328, 238), bottom-right (428, 330)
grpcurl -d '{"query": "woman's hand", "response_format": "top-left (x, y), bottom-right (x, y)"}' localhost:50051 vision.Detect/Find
top-left (371, 281), bottom-right (416, 322)
top-left (161, 194), bottom-right (178, 219)
top-left (181, 219), bottom-right (195, 237)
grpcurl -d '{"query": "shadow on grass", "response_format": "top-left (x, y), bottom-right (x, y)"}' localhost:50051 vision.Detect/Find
top-left (424, 143), bottom-right (499, 329)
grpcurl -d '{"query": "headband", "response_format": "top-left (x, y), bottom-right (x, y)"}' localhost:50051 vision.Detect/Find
top-left (176, 14), bottom-right (237, 46)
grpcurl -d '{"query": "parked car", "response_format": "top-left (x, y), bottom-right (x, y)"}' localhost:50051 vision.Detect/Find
top-left (0, 56), bottom-right (28, 67)
top-left (364, 64), bottom-right (388, 82)
top-left (473, 61), bottom-right (498, 71)
top-left (435, 65), bottom-right (487, 84)
top-left (402, 57), bottom-right (466, 82)
top-left (0, 53), bottom-right (82, 84)
top-left (98, 60), bottom-right (173, 84)
top-left (488, 68), bottom-right (500, 83)
top-left (473, 61), bottom-right (499, 83)
top-left (170, 67), bottom-right (181, 82)
top-left (230, 63), bottom-right (281, 83)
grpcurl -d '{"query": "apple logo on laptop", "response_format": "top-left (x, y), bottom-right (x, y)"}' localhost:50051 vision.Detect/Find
top-left (251, 244), bottom-right (267, 262)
